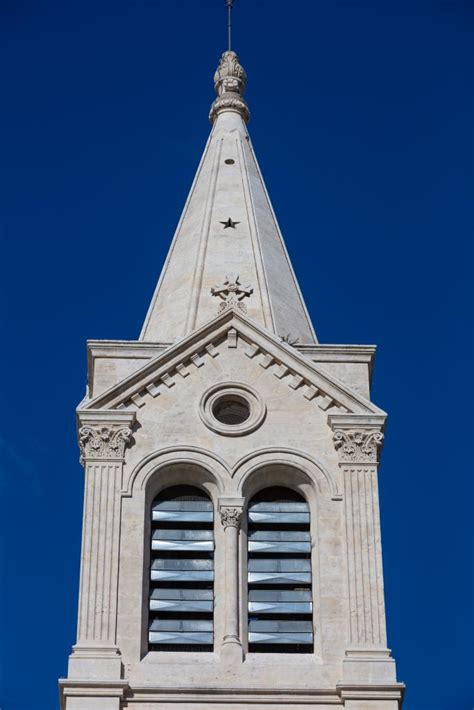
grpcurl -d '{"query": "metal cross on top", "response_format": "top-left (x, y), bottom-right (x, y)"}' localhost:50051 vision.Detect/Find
top-left (211, 275), bottom-right (253, 314)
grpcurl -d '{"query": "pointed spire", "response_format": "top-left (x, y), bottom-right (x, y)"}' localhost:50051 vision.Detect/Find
top-left (140, 51), bottom-right (317, 345)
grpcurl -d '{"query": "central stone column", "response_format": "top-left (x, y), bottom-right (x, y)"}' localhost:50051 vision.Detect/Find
top-left (219, 497), bottom-right (245, 663)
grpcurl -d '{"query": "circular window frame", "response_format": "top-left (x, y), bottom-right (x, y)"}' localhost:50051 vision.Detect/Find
top-left (199, 382), bottom-right (266, 436)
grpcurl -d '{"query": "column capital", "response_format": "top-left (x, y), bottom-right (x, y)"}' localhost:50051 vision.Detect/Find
top-left (218, 497), bottom-right (245, 529)
top-left (77, 409), bottom-right (136, 463)
top-left (327, 414), bottom-right (385, 465)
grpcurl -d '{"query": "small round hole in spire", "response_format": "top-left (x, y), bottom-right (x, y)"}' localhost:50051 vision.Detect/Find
top-left (224, 158), bottom-right (235, 165)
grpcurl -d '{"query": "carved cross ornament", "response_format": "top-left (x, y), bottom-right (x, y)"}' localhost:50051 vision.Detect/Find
top-left (333, 429), bottom-right (384, 464)
top-left (219, 506), bottom-right (243, 530)
top-left (211, 275), bottom-right (253, 315)
top-left (79, 425), bottom-right (132, 463)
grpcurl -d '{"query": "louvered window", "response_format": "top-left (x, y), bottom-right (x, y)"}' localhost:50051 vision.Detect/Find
top-left (149, 486), bottom-right (214, 651)
top-left (247, 487), bottom-right (313, 653)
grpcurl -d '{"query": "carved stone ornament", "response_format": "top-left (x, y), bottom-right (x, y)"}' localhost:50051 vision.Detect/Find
top-left (79, 425), bottom-right (132, 463)
top-left (211, 275), bottom-right (253, 315)
top-left (333, 429), bottom-right (384, 464)
top-left (220, 507), bottom-right (243, 530)
top-left (209, 50), bottom-right (250, 123)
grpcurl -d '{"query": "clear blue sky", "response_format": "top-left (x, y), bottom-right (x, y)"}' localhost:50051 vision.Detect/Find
top-left (0, 1), bottom-right (472, 708)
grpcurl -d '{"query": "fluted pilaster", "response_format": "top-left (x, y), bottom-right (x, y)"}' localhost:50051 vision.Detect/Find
top-left (69, 410), bottom-right (135, 680)
top-left (328, 415), bottom-right (390, 653)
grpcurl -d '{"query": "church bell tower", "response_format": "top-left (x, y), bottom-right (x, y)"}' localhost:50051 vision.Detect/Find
top-left (59, 39), bottom-right (404, 710)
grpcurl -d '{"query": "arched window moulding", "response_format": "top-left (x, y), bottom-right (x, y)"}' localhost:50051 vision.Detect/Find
top-left (123, 446), bottom-right (341, 502)
top-left (234, 449), bottom-right (342, 502)
top-left (122, 447), bottom-right (229, 498)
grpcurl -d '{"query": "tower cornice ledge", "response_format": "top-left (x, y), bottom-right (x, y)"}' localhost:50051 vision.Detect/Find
top-left (76, 409), bottom-right (137, 427)
top-left (337, 683), bottom-right (405, 705)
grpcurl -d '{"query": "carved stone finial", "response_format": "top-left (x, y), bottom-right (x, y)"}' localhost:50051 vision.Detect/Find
top-left (209, 50), bottom-right (250, 123)
top-left (333, 429), bottom-right (384, 464)
top-left (220, 506), bottom-right (243, 529)
top-left (211, 275), bottom-right (253, 314)
top-left (79, 425), bottom-right (132, 463)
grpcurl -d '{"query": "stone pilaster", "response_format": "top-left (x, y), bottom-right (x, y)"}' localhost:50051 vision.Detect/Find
top-left (328, 414), bottom-right (397, 686)
top-left (218, 497), bottom-right (245, 663)
top-left (68, 409), bottom-right (136, 682)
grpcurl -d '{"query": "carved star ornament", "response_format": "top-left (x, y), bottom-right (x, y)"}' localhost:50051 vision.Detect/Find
top-left (220, 217), bottom-right (240, 229)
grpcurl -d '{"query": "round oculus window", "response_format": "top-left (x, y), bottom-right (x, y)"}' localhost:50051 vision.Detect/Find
top-left (199, 383), bottom-right (266, 436)
top-left (212, 395), bottom-right (250, 426)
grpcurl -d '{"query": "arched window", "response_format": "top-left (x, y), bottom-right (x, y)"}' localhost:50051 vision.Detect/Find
top-left (149, 485), bottom-right (214, 651)
top-left (247, 486), bottom-right (313, 653)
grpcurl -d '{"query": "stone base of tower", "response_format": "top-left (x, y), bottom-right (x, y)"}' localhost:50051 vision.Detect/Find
top-left (59, 683), bottom-right (404, 710)
top-left (60, 649), bottom-right (404, 709)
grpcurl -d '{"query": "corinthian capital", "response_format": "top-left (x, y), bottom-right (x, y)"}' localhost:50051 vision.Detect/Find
top-left (333, 429), bottom-right (384, 464)
top-left (220, 506), bottom-right (243, 530)
top-left (79, 425), bottom-right (132, 462)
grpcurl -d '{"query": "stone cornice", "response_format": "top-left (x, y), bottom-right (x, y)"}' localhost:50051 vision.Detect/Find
top-left (81, 309), bottom-right (385, 417)
top-left (59, 679), bottom-right (129, 709)
top-left (77, 410), bottom-right (137, 427)
top-left (127, 686), bottom-right (339, 703)
top-left (337, 683), bottom-right (405, 704)
top-left (296, 344), bottom-right (377, 382)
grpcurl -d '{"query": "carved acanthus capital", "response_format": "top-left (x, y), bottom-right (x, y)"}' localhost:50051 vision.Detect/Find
top-left (79, 425), bottom-right (132, 463)
top-left (209, 50), bottom-right (250, 123)
top-left (333, 429), bottom-right (384, 464)
top-left (220, 506), bottom-right (243, 530)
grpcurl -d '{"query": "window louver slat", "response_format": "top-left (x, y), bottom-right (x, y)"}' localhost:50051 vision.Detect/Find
top-left (152, 510), bottom-right (213, 523)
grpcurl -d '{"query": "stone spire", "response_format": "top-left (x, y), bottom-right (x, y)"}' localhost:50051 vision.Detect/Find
top-left (140, 51), bottom-right (317, 344)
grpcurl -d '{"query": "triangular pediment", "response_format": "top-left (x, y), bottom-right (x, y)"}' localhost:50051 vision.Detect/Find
top-left (80, 309), bottom-right (384, 416)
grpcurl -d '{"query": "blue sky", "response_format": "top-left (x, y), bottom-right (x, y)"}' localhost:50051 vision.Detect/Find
top-left (0, 1), bottom-right (472, 708)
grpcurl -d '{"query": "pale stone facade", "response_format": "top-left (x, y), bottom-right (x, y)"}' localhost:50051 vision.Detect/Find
top-left (59, 49), bottom-right (404, 710)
